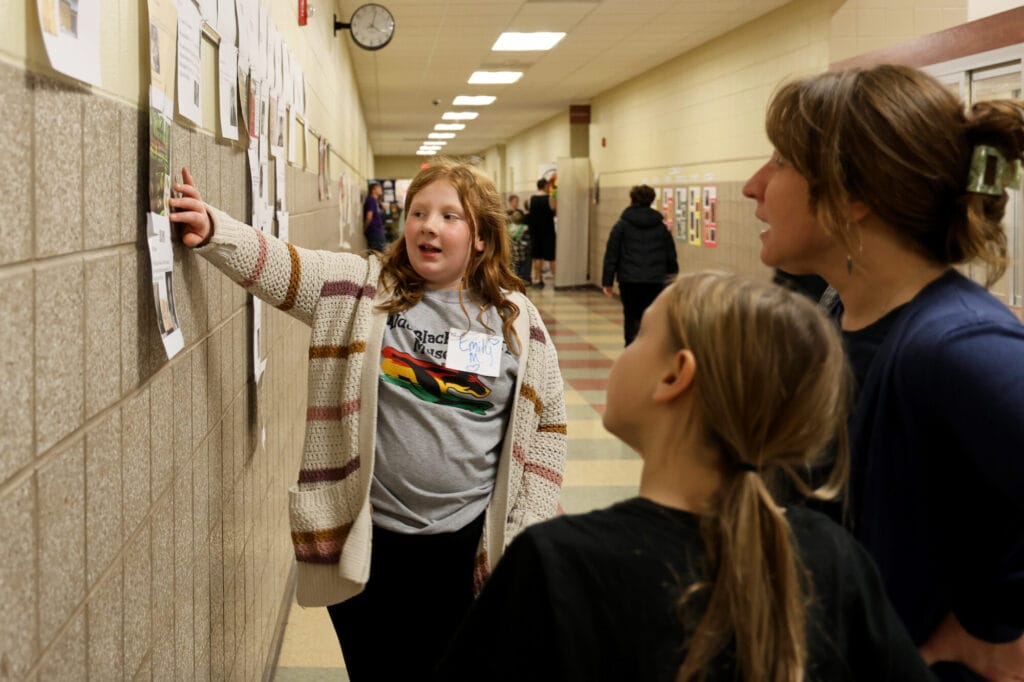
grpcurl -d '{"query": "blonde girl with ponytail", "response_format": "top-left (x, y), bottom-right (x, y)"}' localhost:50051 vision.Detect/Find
top-left (437, 272), bottom-right (932, 682)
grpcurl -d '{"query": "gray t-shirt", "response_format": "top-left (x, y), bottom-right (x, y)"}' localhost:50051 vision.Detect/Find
top-left (372, 289), bottom-right (520, 534)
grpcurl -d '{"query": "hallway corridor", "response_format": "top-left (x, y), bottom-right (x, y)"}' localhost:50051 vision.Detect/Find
top-left (273, 285), bottom-right (640, 680)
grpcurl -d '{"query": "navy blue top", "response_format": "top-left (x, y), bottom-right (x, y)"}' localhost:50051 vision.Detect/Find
top-left (832, 269), bottom-right (1024, 679)
top-left (364, 194), bottom-right (384, 240)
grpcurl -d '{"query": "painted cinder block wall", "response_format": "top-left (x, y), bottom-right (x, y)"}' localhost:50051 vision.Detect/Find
top-left (0, 0), bottom-right (374, 677)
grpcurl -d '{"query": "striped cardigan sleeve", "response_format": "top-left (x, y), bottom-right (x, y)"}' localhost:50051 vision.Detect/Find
top-left (506, 307), bottom-right (567, 536)
top-left (197, 205), bottom-right (339, 327)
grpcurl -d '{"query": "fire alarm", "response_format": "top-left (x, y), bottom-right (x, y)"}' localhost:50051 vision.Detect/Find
top-left (601, 137), bottom-right (606, 147)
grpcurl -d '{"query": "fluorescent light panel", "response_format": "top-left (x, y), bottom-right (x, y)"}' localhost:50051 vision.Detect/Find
top-left (422, 140), bottom-right (446, 146)
top-left (492, 32), bottom-right (566, 51)
top-left (434, 123), bottom-right (465, 131)
top-left (452, 95), bottom-right (496, 106)
top-left (428, 132), bottom-right (456, 139)
top-left (443, 111), bottom-right (479, 121)
top-left (417, 150), bottom-right (437, 156)
top-left (468, 71), bottom-right (522, 85)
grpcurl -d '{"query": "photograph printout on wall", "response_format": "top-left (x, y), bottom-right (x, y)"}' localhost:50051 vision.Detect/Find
top-left (145, 0), bottom-right (184, 358)
top-left (36, 0), bottom-right (101, 86)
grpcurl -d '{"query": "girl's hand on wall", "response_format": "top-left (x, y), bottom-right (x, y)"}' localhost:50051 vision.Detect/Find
top-left (169, 166), bottom-right (213, 247)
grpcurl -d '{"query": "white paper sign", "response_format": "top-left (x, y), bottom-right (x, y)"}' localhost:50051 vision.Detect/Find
top-left (176, 0), bottom-right (202, 125)
top-left (276, 210), bottom-right (289, 242)
top-left (36, 0), bottom-right (102, 86)
top-left (217, 0), bottom-right (236, 45)
top-left (218, 44), bottom-right (239, 140)
top-left (146, 212), bottom-right (185, 358)
top-left (198, 0), bottom-right (214, 25)
top-left (445, 330), bottom-right (503, 378)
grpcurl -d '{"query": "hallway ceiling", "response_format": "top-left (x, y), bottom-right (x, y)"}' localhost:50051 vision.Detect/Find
top-left (335, 0), bottom-right (792, 158)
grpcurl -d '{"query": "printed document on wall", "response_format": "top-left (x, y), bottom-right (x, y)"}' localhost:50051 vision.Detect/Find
top-left (217, 0), bottom-right (236, 45)
top-left (36, 0), bottom-right (101, 86)
top-left (176, 0), bottom-right (203, 125)
top-left (218, 44), bottom-right (240, 140)
top-left (145, 89), bottom-right (185, 359)
top-left (146, 0), bottom-right (183, 358)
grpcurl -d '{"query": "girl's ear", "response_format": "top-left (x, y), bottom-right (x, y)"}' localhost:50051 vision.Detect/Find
top-left (653, 349), bottom-right (696, 403)
top-left (475, 237), bottom-right (486, 253)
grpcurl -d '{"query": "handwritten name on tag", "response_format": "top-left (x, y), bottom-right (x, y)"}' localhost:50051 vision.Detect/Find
top-left (445, 329), bottom-right (503, 377)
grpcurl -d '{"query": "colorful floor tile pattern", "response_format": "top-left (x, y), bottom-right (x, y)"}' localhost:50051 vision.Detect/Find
top-left (273, 286), bottom-right (639, 681)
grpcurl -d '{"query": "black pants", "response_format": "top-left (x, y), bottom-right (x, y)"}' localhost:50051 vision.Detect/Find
top-left (619, 282), bottom-right (666, 346)
top-left (326, 513), bottom-right (485, 681)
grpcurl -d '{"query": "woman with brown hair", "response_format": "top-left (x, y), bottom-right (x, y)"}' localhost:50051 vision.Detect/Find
top-left (743, 64), bottom-right (1024, 680)
top-left (437, 272), bottom-right (931, 681)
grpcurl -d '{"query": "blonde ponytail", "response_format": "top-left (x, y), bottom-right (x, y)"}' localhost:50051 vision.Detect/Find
top-left (664, 273), bottom-right (851, 682)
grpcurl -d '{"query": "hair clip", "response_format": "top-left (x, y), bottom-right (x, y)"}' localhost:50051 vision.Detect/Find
top-left (967, 144), bottom-right (1022, 196)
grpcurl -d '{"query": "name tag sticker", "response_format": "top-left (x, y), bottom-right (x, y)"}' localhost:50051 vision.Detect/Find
top-left (445, 329), bottom-right (503, 377)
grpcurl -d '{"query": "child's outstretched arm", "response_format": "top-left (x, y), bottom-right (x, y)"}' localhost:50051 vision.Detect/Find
top-left (168, 166), bottom-right (349, 329)
top-left (169, 167), bottom-right (213, 246)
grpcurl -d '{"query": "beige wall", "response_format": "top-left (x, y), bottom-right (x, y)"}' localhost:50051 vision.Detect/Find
top-left (0, 0), bottom-right (375, 679)
top-left (373, 155), bottom-right (425, 181)
top-left (585, 0), bottom-right (839, 285)
top-left (503, 112), bottom-right (571, 197)
top-left (830, 0), bottom-right (967, 63)
top-left (496, 0), bottom-right (969, 288)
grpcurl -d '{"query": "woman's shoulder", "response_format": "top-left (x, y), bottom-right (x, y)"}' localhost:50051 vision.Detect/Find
top-left (884, 272), bottom-right (1024, 378)
top-left (910, 270), bottom-right (1023, 335)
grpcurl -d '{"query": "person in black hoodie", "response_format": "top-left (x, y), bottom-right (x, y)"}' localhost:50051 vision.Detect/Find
top-left (602, 185), bottom-right (679, 345)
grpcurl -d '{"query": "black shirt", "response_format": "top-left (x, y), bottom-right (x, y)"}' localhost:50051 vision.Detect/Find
top-left (436, 497), bottom-right (933, 682)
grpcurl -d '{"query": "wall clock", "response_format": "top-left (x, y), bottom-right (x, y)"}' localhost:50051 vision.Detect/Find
top-left (334, 4), bottom-right (395, 51)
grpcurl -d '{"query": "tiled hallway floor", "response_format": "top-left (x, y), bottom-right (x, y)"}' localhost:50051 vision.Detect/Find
top-left (274, 286), bottom-right (639, 681)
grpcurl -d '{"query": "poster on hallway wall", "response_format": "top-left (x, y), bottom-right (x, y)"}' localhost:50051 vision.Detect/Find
top-left (661, 187), bottom-right (674, 233)
top-left (702, 186), bottom-right (718, 247)
top-left (674, 187), bottom-right (686, 240)
top-left (144, 0), bottom-right (184, 359)
top-left (36, 0), bottom-right (101, 86)
top-left (687, 187), bottom-right (703, 246)
top-left (217, 44), bottom-right (240, 140)
top-left (175, 0), bottom-right (203, 125)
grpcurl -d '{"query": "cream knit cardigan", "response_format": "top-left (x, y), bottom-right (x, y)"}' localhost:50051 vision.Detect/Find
top-left (198, 207), bottom-right (568, 607)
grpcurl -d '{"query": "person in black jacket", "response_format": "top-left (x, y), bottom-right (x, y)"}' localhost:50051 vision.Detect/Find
top-left (602, 185), bottom-right (679, 345)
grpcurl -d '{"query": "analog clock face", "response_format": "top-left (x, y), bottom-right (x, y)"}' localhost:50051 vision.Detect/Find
top-left (350, 3), bottom-right (395, 51)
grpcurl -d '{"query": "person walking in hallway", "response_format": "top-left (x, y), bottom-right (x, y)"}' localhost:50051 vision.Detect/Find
top-left (437, 272), bottom-right (933, 682)
top-left (743, 63), bottom-right (1024, 681)
top-left (601, 184), bottom-right (679, 345)
top-left (364, 181), bottom-right (386, 252)
top-left (527, 178), bottom-right (556, 288)
top-left (168, 159), bottom-right (567, 681)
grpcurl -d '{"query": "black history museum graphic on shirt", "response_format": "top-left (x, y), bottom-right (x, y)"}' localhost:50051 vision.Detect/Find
top-left (381, 346), bottom-right (494, 414)
top-left (380, 310), bottom-right (514, 416)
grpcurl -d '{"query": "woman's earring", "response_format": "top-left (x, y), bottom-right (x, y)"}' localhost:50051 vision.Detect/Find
top-left (846, 255), bottom-right (853, 275)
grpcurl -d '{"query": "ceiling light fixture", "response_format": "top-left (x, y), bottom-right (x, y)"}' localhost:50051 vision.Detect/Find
top-left (417, 150), bottom-right (437, 156)
top-left (452, 96), bottom-right (496, 106)
top-left (422, 140), bottom-right (446, 146)
top-left (428, 132), bottom-right (456, 139)
top-left (442, 112), bottom-right (479, 121)
top-left (491, 32), bottom-right (566, 51)
top-left (468, 71), bottom-right (522, 85)
top-left (434, 123), bottom-right (466, 131)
